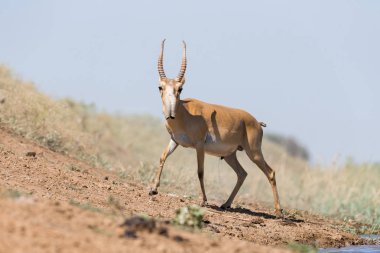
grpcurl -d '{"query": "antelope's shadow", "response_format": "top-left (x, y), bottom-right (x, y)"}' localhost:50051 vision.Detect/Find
top-left (206, 204), bottom-right (304, 223)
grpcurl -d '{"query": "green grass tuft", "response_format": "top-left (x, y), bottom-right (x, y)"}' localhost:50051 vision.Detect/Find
top-left (287, 242), bottom-right (317, 253)
top-left (173, 205), bottom-right (205, 229)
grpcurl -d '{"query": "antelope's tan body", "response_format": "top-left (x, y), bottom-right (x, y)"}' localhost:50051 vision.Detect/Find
top-left (166, 98), bottom-right (262, 157)
top-left (150, 40), bottom-right (282, 216)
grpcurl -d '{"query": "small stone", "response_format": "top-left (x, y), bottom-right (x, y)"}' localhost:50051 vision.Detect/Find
top-left (158, 227), bottom-right (168, 236)
top-left (172, 235), bottom-right (185, 242)
top-left (26, 151), bottom-right (36, 157)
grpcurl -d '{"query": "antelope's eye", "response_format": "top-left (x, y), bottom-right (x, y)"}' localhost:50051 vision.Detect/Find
top-left (158, 86), bottom-right (163, 91)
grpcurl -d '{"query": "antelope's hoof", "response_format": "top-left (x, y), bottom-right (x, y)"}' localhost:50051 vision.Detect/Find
top-left (220, 203), bottom-right (231, 210)
top-left (149, 188), bottom-right (158, 196)
top-left (201, 201), bottom-right (209, 207)
top-left (275, 209), bottom-right (284, 218)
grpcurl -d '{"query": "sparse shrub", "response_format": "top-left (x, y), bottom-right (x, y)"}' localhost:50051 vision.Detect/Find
top-left (69, 200), bottom-right (104, 213)
top-left (287, 242), bottom-right (317, 253)
top-left (266, 133), bottom-right (309, 161)
top-left (173, 205), bottom-right (205, 229)
top-left (1, 189), bottom-right (24, 199)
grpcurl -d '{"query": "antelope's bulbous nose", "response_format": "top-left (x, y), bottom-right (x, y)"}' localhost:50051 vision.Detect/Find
top-left (166, 115), bottom-right (176, 120)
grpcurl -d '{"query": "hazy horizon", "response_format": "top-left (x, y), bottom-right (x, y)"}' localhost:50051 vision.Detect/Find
top-left (1, 1), bottom-right (379, 163)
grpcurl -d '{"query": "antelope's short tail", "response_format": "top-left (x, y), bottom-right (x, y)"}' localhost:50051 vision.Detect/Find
top-left (259, 122), bottom-right (267, 127)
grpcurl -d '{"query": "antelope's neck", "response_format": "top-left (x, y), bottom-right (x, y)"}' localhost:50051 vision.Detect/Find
top-left (164, 101), bottom-right (193, 147)
top-left (165, 100), bottom-right (186, 134)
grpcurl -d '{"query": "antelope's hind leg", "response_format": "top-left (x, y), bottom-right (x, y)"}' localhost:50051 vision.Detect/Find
top-left (149, 139), bottom-right (178, 195)
top-left (221, 151), bottom-right (247, 209)
top-left (246, 150), bottom-right (283, 217)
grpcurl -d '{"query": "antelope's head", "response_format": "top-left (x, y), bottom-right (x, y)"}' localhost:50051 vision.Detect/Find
top-left (157, 40), bottom-right (187, 120)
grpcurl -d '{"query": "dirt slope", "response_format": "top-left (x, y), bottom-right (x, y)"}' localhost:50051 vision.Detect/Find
top-left (0, 127), bottom-right (367, 252)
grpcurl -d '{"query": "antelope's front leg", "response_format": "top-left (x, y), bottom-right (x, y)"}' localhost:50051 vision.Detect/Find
top-left (196, 145), bottom-right (208, 206)
top-left (149, 139), bottom-right (178, 195)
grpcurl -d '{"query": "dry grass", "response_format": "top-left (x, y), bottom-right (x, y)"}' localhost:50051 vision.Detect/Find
top-left (0, 65), bottom-right (379, 230)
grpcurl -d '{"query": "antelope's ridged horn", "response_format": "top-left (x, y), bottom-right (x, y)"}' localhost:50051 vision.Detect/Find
top-left (176, 41), bottom-right (187, 82)
top-left (158, 39), bottom-right (166, 79)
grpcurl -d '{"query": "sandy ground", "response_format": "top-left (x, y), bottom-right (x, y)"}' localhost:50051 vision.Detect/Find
top-left (0, 127), bottom-right (368, 252)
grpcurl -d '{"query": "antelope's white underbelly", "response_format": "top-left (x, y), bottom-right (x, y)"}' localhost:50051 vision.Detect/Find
top-left (204, 132), bottom-right (237, 156)
top-left (172, 132), bottom-right (237, 157)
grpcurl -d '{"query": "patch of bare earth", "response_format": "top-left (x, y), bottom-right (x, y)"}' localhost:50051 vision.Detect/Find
top-left (0, 127), bottom-right (366, 252)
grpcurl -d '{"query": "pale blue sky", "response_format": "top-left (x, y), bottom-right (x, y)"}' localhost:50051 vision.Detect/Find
top-left (0, 0), bottom-right (379, 163)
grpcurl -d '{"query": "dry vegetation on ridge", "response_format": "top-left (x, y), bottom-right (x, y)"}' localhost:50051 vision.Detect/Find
top-left (0, 64), bottom-right (379, 239)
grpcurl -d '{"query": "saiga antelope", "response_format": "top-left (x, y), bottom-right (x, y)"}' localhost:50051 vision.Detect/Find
top-left (149, 40), bottom-right (282, 216)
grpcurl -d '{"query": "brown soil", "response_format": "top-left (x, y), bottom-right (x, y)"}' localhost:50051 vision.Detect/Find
top-left (0, 127), bottom-right (368, 252)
